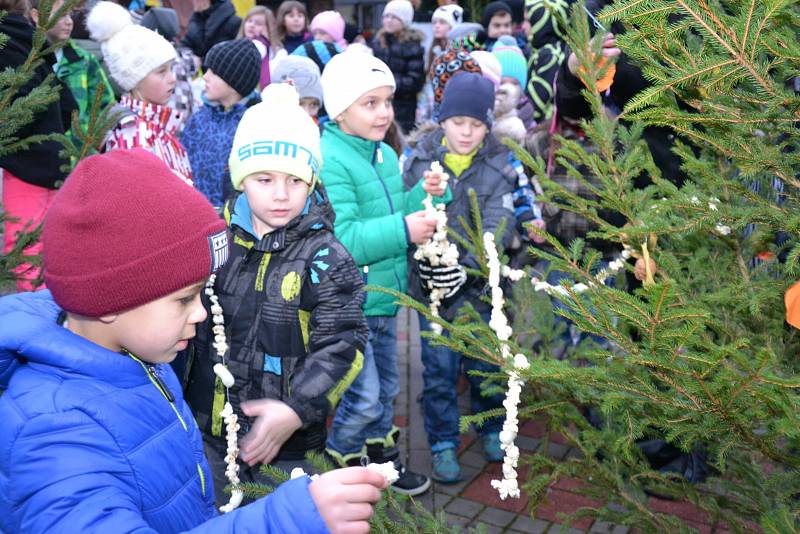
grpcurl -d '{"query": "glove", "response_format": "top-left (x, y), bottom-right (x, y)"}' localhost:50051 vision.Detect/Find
top-left (418, 259), bottom-right (467, 300)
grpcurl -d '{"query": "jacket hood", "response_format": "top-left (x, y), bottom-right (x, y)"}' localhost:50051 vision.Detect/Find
top-left (0, 291), bottom-right (152, 389)
top-left (228, 184), bottom-right (336, 253)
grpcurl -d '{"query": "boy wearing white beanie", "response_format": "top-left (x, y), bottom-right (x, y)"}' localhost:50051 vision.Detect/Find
top-left (185, 83), bottom-right (373, 506)
top-left (88, 1), bottom-right (192, 182)
top-left (320, 52), bottom-right (448, 496)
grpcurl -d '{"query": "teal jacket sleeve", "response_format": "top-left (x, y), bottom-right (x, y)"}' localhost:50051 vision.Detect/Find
top-left (403, 178), bottom-right (452, 214)
top-left (323, 157), bottom-right (408, 266)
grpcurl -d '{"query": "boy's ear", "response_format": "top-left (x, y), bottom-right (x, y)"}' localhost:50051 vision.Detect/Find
top-left (29, 8), bottom-right (39, 25)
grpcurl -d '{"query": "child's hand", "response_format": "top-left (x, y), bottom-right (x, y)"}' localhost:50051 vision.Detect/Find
top-left (527, 219), bottom-right (547, 244)
top-left (634, 257), bottom-right (657, 282)
top-left (422, 170), bottom-right (447, 197)
top-left (567, 33), bottom-right (620, 76)
top-left (309, 467), bottom-right (386, 534)
top-left (239, 399), bottom-right (302, 466)
top-left (405, 211), bottom-right (438, 244)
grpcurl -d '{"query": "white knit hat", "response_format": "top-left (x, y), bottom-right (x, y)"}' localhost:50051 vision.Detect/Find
top-left (87, 1), bottom-right (177, 91)
top-left (382, 0), bottom-right (414, 28)
top-left (432, 4), bottom-right (464, 29)
top-left (321, 52), bottom-right (396, 120)
top-left (229, 83), bottom-right (322, 190)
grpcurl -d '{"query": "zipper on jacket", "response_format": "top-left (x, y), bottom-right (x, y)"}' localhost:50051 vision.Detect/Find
top-left (127, 353), bottom-right (207, 496)
top-left (369, 142), bottom-right (404, 291)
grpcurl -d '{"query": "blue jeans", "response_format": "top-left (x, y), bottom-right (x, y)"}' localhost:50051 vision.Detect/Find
top-left (327, 316), bottom-right (399, 458)
top-left (418, 312), bottom-right (503, 452)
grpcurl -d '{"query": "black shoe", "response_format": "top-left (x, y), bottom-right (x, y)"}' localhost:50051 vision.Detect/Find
top-left (367, 439), bottom-right (431, 497)
top-left (390, 460), bottom-right (431, 496)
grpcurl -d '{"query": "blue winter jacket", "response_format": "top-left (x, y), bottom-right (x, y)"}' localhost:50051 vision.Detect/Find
top-left (0, 290), bottom-right (329, 534)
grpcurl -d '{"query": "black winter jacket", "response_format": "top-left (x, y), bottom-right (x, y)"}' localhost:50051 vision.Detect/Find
top-left (371, 29), bottom-right (425, 133)
top-left (185, 188), bottom-right (368, 461)
top-left (0, 15), bottom-right (77, 188)
top-left (181, 0), bottom-right (241, 59)
top-left (403, 129), bottom-right (517, 321)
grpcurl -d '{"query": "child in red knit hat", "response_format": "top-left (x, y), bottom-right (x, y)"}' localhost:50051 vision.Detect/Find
top-left (0, 148), bottom-right (386, 534)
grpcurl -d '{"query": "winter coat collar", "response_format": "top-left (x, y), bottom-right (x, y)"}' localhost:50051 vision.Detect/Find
top-left (0, 291), bottom-right (154, 390)
top-left (120, 95), bottom-right (183, 135)
top-left (324, 122), bottom-right (384, 163)
top-left (412, 127), bottom-right (507, 178)
top-left (228, 187), bottom-right (335, 253)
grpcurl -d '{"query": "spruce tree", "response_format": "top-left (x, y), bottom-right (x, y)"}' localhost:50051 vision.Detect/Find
top-left (374, 0), bottom-right (800, 531)
top-left (0, 0), bottom-right (116, 289)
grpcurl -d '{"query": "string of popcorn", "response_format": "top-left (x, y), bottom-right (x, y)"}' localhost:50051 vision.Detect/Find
top-left (206, 274), bottom-right (244, 513)
top-left (484, 232), bottom-right (530, 500)
top-left (289, 462), bottom-right (400, 485)
top-left (484, 237), bottom-right (636, 499)
top-left (501, 246), bottom-right (633, 293)
top-left (413, 161), bottom-right (459, 334)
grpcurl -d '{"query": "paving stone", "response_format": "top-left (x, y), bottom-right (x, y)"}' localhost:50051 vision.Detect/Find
top-left (434, 476), bottom-right (472, 496)
top-left (460, 449), bottom-right (486, 469)
top-left (516, 435), bottom-right (541, 451)
top-left (509, 515), bottom-right (551, 534)
top-left (475, 507), bottom-right (518, 528)
top-left (544, 441), bottom-right (570, 460)
top-left (445, 497), bottom-right (483, 519)
top-left (590, 520), bottom-right (629, 533)
top-left (548, 524), bottom-right (587, 534)
top-left (535, 489), bottom-right (600, 530)
top-left (445, 513), bottom-right (473, 529)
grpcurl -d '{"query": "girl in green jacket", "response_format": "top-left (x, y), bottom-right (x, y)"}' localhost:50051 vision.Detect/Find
top-left (319, 52), bottom-right (450, 496)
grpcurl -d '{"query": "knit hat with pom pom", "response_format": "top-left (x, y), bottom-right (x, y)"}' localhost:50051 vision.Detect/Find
top-left (87, 1), bottom-right (177, 91)
top-left (229, 83), bottom-right (322, 191)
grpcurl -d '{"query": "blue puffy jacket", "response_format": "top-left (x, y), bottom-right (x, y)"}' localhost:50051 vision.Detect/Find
top-left (0, 290), bottom-right (329, 533)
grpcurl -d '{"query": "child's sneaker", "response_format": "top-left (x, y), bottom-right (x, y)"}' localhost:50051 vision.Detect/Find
top-left (390, 462), bottom-right (432, 496)
top-left (482, 432), bottom-right (504, 462)
top-left (431, 448), bottom-right (461, 483)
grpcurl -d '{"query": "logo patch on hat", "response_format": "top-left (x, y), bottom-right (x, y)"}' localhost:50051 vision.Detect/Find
top-left (208, 230), bottom-right (229, 272)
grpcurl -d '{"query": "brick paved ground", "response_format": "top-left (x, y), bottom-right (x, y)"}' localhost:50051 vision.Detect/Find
top-left (393, 307), bottom-right (733, 534)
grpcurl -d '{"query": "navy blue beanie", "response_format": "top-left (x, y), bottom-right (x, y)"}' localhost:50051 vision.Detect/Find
top-left (481, 1), bottom-right (513, 29)
top-left (438, 72), bottom-right (496, 127)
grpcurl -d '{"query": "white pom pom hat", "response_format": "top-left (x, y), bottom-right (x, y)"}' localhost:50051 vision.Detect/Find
top-left (320, 52), bottom-right (396, 121)
top-left (229, 83), bottom-right (323, 190)
top-left (87, 1), bottom-right (177, 91)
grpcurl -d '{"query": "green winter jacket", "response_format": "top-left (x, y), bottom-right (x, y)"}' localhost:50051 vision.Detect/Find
top-left (320, 122), bottom-right (451, 316)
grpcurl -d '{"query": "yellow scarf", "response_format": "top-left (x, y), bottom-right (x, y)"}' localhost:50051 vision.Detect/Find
top-left (442, 137), bottom-right (479, 178)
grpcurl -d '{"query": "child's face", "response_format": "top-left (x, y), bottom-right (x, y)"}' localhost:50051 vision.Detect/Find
top-left (381, 13), bottom-right (404, 34)
top-left (244, 13), bottom-right (268, 39)
top-left (112, 281), bottom-right (207, 364)
top-left (203, 69), bottom-right (240, 105)
top-left (133, 61), bottom-right (176, 106)
top-left (299, 97), bottom-right (321, 117)
top-left (42, 0), bottom-right (73, 43)
top-left (285, 9), bottom-right (306, 34)
top-left (442, 116), bottom-right (488, 155)
top-left (337, 86), bottom-right (395, 142)
top-left (242, 171), bottom-right (310, 236)
top-left (312, 28), bottom-right (333, 43)
top-left (432, 18), bottom-right (451, 39)
top-left (487, 12), bottom-right (513, 38)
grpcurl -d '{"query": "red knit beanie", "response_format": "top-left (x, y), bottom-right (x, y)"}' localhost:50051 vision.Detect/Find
top-left (43, 149), bottom-right (229, 317)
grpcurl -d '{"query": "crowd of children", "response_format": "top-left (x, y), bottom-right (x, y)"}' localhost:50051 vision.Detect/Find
top-left (0, 0), bottom-right (637, 530)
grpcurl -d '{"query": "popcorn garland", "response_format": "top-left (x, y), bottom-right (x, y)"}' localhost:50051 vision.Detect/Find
top-left (205, 274), bottom-right (244, 514)
top-left (413, 161), bottom-right (459, 334)
top-left (484, 233), bottom-right (633, 499)
top-left (501, 245), bottom-right (633, 295)
top-left (289, 461), bottom-right (400, 485)
top-left (484, 233), bottom-right (530, 500)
